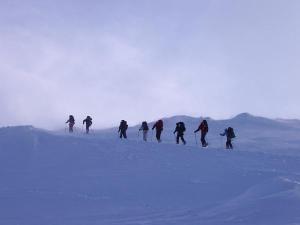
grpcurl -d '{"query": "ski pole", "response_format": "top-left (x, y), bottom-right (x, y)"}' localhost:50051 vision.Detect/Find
top-left (220, 135), bottom-right (224, 150)
top-left (194, 133), bottom-right (198, 146)
top-left (220, 136), bottom-right (222, 149)
top-left (151, 130), bottom-right (153, 142)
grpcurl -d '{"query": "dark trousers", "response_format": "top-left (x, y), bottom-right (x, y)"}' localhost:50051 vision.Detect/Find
top-left (86, 125), bottom-right (91, 133)
top-left (226, 138), bottom-right (233, 149)
top-left (69, 124), bottom-right (74, 133)
top-left (201, 132), bottom-right (208, 146)
top-left (156, 129), bottom-right (162, 142)
top-left (120, 130), bottom-right (127, 139)
top-left (176, 134), bottom-right (186, 144)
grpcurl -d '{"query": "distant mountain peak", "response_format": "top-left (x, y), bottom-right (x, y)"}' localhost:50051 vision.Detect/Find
top-left (233, 113), bottom-right (256, 120)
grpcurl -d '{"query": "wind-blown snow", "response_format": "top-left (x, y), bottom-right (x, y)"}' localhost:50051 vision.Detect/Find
top-left (0, 114), bottom-right (300, 225)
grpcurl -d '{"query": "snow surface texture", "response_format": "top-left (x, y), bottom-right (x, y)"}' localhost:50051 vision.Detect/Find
top-left (0, 113), bottom-right (300, 225)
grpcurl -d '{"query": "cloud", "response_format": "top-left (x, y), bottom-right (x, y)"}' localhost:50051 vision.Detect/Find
top-left (0, 0), bottom-right (300, 129)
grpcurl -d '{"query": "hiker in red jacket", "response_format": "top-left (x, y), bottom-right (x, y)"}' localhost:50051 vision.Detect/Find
top-left (152, 119), bottom-right (163, 143)
top-left (194, 119), bottom-right (209, 147)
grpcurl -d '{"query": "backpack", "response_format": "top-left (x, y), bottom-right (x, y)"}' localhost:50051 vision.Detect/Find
top-left (200, 121), bottom-right (208, 133)
top-left (69, 115), bottom-right (75, 123)
top-left (156, 120), bottom-right (163, 130)
top-left (121, 120), bottom-right (128, 130)
top-left (180, 122), bottom-right (186, 132)
top-left (88, 116), bottom-right (92, 125)
top-left (142, 121), bottom-right (149, 131)
top-left (227, 127), bottom-right (236, 138)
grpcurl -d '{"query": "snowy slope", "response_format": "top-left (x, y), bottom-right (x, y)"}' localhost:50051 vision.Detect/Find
top-left (0, 114), bottom-right (300, 225)
top-left (99, 113), bottom-right (300, 155)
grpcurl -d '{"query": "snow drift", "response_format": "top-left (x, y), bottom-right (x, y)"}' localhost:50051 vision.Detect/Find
top-left (0, 114), bottom-right (300, 225)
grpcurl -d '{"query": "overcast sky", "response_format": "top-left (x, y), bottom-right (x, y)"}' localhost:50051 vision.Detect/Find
top-left (1, 0), bottom-right (300, 129)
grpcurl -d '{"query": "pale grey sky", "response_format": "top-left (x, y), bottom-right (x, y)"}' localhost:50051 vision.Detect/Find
top-left (1, 0), bottom-right (300, 128)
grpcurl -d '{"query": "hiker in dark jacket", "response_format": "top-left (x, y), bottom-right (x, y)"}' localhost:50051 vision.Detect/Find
top-left (173, 122), bottom-right (186, 145)
top-left (119, 120), bottom-right (128, 139)
top-left (139, 121), bottom-right (149, 141)
top-left (220, 127), bottom-right (236, 149)
top-left (83, 116), bottom-right (92, 134)
top-left (66, 115), bottom-right (75, 133)
top-left (194, 119), bottom-right (209, 147)
top-left (152, 119), bottom-right (163, 143)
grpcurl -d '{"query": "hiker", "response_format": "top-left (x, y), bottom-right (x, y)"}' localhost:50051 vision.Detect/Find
top-left (83, 116), bottom-right (92, 134)
top-left (152, 119), bottom-right (163, 143)
top-left (194, 119), bottom-right (209, 147)
top-left (220, 127), bottom-right (236, 149)
top-left (65, 115), bottom-right (75, 133)
top-left (139, 121), bottom-right (149, 141)
top-left (173, 122), bottom-right (186, 145)
top-left (119, 120), bottom-right (128, 139)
